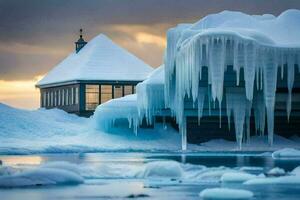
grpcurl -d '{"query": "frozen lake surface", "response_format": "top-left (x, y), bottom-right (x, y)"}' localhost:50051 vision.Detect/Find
top-left (0, 152), bottom-right (299, 200)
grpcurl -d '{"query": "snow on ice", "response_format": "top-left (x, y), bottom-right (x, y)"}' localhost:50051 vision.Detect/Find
top-left (199, 188), bottom-right (254, 200)
top-left (272, 148), bottom-right (300, 158)
top-left (221, 172), bottom-right (256, 183)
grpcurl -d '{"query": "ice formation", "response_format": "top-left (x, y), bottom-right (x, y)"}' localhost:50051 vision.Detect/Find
top-left (272, 148), bottom-right (300, 158)
top-left (221, 172), bottom-right (256, 183)
top-left (137, 65), bottom-right (165, 125)
top-left (199, 188), bottom-right (254, 200)
top-left (93, 94), bottom-right (139, 134)
top-left (164, 9), bottom-right (300, 147)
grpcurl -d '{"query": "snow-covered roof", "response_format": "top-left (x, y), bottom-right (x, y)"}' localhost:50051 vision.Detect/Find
top-left (37, 34), bottom-right (153, 87)
top-left (187, 9), bottom-right (300, 47)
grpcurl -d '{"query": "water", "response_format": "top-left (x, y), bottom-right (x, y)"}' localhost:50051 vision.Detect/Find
top-left (0, 152), bottom-right (299, 200)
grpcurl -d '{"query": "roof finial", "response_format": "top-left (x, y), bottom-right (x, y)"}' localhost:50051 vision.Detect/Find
top-left (75, 28), bottom-right (87, 53)
top-left (80, 28), bottom-right (83, 38)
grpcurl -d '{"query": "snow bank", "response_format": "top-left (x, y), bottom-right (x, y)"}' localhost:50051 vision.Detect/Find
top-left (0, 162), bottom-right (84, 188)
top-left (0, 102), bottom-right (299, 153)
top-left (272, 148), bottom-right (300, 158)
top-left (221, 172), bottom-right (256, 183)
top-left (137, 161), bottom-right (183, 178)
top-left (0, 103), bottom-right (87, 139)
top-left (92, 94), bottom-right (139, 134)
top-left (164, 9), bottom-right (300, 148)
top-left (199, 188), bottom-right (253, 200)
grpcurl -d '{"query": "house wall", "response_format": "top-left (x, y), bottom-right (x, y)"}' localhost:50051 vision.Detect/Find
top-left (40, 84), bottom-right (80, 114)
top-left (40, 80), bottom-right (141, 117)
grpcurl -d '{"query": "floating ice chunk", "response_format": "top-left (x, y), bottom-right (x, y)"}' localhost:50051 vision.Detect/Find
top-left (272, 148), bottom-right (300, 158)
top-left (0, 168), bottom-right (83, 188)
top-left (221, 172), bottom-right (256, 183)
top-left (291, 166), bottom-right (300, 176)
top-left (267, 167), bottom-right (285, 176)
top-left (199, 188), bottom-right (254, 200)
top-left (244, 175), bottom-right (300, 185)
top-left (197, 168), bottom-right (237, 181)
top-left (137, 161), bottom-right (183, 178)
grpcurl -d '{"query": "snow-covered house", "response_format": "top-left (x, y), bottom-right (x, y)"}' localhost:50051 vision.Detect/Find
top-left (93, 10), bottom-right (300, 150)
top-left (36, 32), bottom-right (153, 116)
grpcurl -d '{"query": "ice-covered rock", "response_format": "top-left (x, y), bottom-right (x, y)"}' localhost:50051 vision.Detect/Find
top-left (199, 188), bottom-right (254, 200)
top-left (221, 172), bottom-right (256, 183)
top-left (272, 148), bottom-right (300, 158)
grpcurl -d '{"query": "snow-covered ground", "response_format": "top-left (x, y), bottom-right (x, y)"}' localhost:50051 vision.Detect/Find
top-left (0, 103), bottom-right (299, 154)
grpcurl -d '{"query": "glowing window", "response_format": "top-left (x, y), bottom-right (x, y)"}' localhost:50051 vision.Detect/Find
top-left (86, 85), bottom-right (99, 110)
top-left (101, 85), bottom-right (112, 104)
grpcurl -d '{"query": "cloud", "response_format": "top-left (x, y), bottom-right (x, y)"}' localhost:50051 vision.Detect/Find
top-left (0, 42), bottom-right (68, 56)
top-left (0, 75), bottom-right (43, 109)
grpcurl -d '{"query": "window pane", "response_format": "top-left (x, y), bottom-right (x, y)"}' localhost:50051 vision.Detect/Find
top-left (86, 85), bottom-right (99, 110)
top-left (43, 92), bottom-right (46, 107)
top-left (75, 87), bottom-right (79, 104)
top-left (58, 90), bottom-right (61, 106)
top-left (66, 89), bottom-right (69, 106)
top-left (62, 90), bottom-right (65, 106)
top-left (54, 91), bottom-right (57, 106)
top-left (101, 85), bottom-right (112, 104)
top-left (50, 91), bottom-right (53, 107)
top-left (47, 92), bottom-right (50, 106)
top-left (114, 85), bottom-right (123, 98)
top-left (124, 85), bottom-right (133, 96)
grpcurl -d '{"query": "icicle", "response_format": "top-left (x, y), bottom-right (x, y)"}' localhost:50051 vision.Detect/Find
top-left (263, 49), bottom-right (278, 146)
top-left (163, 116), bottom-right (167, 130)
top-left (244, 42), bottom-right (256, 100)
top-left (180, 117), bottom-right (187, 151)
top-left (226, 88), bottom-right (247, 150)
top-left (253, 92), bottom-right (265, 136)
top-left (197, 88), bottom-right (206, 125)
top-left (287, 53), bottom-right (295, 122)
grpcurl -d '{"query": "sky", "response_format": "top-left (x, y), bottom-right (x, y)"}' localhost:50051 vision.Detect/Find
top-left (1, 0), bottom-right (300, 109)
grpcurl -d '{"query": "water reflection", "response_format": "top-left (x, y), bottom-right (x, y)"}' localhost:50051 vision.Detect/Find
top-left (0, 156), bottom-right (43, 166)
